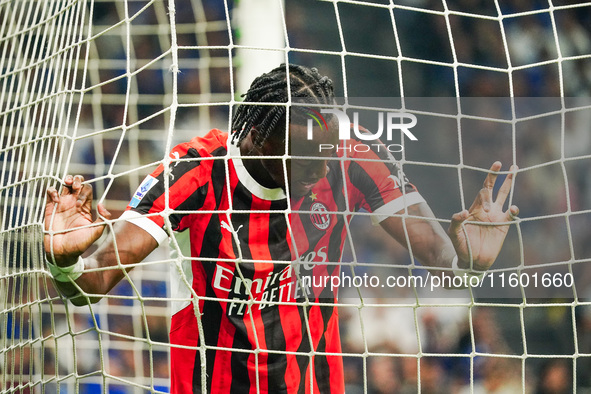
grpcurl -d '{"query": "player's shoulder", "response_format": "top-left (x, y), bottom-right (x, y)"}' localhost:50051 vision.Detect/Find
top-left (176, 129), bottom-right (229, 158)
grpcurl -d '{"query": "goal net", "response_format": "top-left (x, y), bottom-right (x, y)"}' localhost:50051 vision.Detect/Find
top-left (2, 0), bottom-right (591, 392)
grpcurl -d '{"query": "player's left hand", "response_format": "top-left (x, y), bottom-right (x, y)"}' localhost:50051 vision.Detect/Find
top-left (448, 162), bottom-right (519, 271)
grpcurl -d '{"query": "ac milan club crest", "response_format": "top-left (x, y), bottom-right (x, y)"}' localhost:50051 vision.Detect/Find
top-left (310, 202), bottom-right (331, 230)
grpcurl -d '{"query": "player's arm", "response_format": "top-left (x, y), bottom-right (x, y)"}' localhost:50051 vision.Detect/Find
top-left (379, 201), bottom-right (457, 279)
top-left (44, 175), bottom-right (159, 306)
top-left (380, 162), bottom-right (519, 282)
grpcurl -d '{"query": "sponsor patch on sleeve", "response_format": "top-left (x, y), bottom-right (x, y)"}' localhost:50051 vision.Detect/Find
top-left (129, 175), bottom-right (159, 208)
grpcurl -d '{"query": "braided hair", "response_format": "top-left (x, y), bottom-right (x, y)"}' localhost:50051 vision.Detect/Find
top-left (231, 64), bottom-right (335, 147)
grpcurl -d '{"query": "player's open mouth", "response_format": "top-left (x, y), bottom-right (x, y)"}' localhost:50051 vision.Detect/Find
top-left (298, 181), bottom-right (317, 190)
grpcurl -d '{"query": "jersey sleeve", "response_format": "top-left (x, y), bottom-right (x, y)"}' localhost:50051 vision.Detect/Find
top-left (120, 140), bottom-right (217, 245)
top-left (346, 138), bottom-right (425, 225)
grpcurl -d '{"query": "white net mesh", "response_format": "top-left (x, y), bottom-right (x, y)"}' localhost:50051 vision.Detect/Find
top-left (2, 0), bottom-right (591, 392)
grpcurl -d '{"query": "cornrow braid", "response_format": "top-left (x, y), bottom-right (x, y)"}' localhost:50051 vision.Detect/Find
top-left (231, 64), bottom-right (335, 147)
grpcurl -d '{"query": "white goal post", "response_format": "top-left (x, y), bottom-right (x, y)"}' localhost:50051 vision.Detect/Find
top-left (2, 0), bottom-right (591, 393)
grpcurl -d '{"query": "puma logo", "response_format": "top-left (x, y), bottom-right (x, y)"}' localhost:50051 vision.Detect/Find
top-left (171, 151), bottom-right (180, 166)
top-left (220, 220), bottom-right (244, 245)
top-left (168, 152), bottom-right (181, 181)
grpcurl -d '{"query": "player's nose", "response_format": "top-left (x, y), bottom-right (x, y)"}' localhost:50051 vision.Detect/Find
top-left (309, 161), bottom-right (329, 180)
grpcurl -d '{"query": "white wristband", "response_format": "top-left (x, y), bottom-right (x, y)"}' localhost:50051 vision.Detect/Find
top-left (47, 256), bottom-right (85, 282)
top-left (451, 255), bottom-right (485, 280)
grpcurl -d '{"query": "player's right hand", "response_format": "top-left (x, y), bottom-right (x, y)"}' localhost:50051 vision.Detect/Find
top-left (447, 162), bottom-right (518, 272)
top-left (44, 175), bottom-right (111, 267)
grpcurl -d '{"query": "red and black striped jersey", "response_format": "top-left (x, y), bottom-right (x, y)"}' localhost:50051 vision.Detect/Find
top-left (121, 129), bottom-right (424, 394)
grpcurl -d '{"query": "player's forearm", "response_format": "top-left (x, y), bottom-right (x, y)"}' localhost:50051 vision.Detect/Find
top-left (62, 255), bottom-right (129, 305)
top-left (50, 246), bottom-right (133, 305)
top-left (395, 219), bottom-right (471, 290)
top-left (381, 203), bottom-right (454, 268)
top-left (52, 221), bottom-right (159, 305)
top-left (45, 247), bottom-right (107, 304)
top-left (380, 202), bottom-right (471, 288)
top-left (407, 224), bottom-right (458, 278)
top-left (52, 262), bottom-right (108, 306)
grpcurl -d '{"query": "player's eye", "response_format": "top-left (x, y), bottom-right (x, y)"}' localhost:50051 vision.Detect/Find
top-left (292, 159), bottom-right (323, 169)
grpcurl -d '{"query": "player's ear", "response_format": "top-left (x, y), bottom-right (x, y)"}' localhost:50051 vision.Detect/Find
top-left (244, 127), bottom-right (269, 157)
top-left (249, 126), bottom-right (260, 145)
top-left (248, 127), bottom-right (265, 153)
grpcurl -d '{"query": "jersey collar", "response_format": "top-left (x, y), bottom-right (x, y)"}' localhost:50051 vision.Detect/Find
top-left (228, 140), bottom-right (287, 201)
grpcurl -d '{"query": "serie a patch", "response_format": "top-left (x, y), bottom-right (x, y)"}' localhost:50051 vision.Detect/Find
top-left (129, 175), bottom-right (159, 208)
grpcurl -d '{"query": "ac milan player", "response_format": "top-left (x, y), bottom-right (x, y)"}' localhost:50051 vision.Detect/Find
top-left (44, 64), bottom-right (519, 393)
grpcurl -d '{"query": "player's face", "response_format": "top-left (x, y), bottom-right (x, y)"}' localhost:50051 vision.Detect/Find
top-left (259, 121), bottom-right (338, 198)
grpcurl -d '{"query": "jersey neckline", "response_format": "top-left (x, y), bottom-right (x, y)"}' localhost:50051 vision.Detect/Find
top-left (228, 140), bottom-right (287, 201)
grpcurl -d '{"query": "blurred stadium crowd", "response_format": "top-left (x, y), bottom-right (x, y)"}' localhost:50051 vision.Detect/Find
top-left (4, 0), bottom-right (591, 392)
